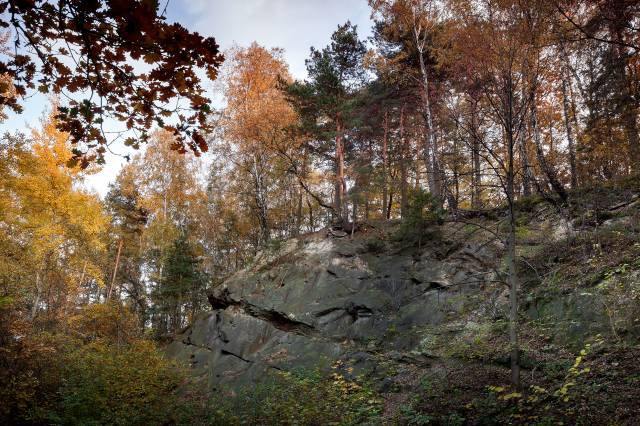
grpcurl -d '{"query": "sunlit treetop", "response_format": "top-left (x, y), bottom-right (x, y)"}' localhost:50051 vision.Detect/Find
top-left (0, 0), bottom-right (224, 167)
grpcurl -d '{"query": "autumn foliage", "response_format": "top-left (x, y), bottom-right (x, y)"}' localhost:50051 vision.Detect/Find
top-left (1, 0), bottom-right (640, 423)
top-left (0, 0), bottom-right (224, 166)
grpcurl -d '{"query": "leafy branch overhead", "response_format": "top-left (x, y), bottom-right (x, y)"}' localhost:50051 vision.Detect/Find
top-left (0, 0), bottom-right (224, 167)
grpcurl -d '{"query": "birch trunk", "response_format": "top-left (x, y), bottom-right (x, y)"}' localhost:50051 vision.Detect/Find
top-left (418, 47), bottom-right (439, 198)
top-left (30, 272), bottom-right (41, 320)
top-left (108, 239), bottom-right (123, 300)
top-left (531, 90), bottom-right (568, 201)
top-left (252, 154), bottom-right (270, 245)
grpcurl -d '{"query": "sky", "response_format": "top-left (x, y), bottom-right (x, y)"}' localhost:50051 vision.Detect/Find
top-left (0, 0), bottom-right (374, 197)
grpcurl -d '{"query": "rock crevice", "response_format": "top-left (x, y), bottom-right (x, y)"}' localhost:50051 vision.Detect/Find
top-left (208, 289), bottom-right (318, 337)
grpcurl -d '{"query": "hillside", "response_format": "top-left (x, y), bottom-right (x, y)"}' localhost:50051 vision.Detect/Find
top-left (168, 178), bottom-right (640, 425)
top-left (4, 2), bottom-right (640, 425)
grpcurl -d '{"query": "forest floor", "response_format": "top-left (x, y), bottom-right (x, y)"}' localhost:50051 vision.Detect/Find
top-left (379, 176), bottom-right (640, 425)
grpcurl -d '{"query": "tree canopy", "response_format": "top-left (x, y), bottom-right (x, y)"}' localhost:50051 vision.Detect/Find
top-left (0, 0), bottom-right (224, 166)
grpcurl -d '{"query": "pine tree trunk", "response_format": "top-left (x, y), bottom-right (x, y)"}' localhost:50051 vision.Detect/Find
top-left (306, 196), bottom-right (314, 232)
top-left (382, 110), bottom-right (389, 220)
top-left (507, 191), bottom-right (520, 388)
top-left (352, 202), bottom-right (357, 236)
top-left (521, 139), bottom-right (534, 197)
top-left (504, 74), bottom-right (521, 389)
top-left (471, 99), bottom-right (482, 209)
top-left (335, 116), bottom-right (346, 224)
top-left (295, 185), bottom-right (303, 236)
top-left (364, 195), bottom-right (370, 221)
top-left (612, 26), bottom-right (640, 169)
top-left (519, 116), bottom-right (533, 197)
top-left (452, 130), bottom-right (460, 207)
top-left (400, 105), bottom-right (409, 219)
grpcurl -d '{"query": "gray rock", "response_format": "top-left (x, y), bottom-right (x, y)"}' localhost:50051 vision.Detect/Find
top-left (167, 227), bottom-right (621, 391)
top-left (168, 231), bottom-right (499, 388)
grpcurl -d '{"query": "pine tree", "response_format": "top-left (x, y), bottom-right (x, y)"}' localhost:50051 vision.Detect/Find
top-left (154, 232), bottom-right (207, 336)
top-left (285, 22), bottom-right (367, 224)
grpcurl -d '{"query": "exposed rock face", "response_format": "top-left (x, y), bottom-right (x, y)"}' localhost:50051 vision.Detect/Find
top-left (167, 227), bottom-right (499, 387)
top-left (166, 223), bottom-right (621, 390)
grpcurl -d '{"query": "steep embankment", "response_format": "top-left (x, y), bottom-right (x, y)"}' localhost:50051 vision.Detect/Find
top-left (167, 178), bottom-right (640, 424)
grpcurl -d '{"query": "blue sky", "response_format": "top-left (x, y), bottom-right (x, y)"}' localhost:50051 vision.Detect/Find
top-left (167, 0), bottom-right (373, 80)
top-left (0, 0), bottom-right (374, 197)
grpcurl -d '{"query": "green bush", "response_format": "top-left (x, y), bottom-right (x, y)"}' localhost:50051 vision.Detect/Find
top-left (514, 194), bottom-right (544, 213)
top-left (362, 235), bottom-right (386, 254)
top-left (48, 339), bottom-right (185, 426)
top-left (399, 405), bottom-right (433, 425)
top-left (1, 303), bottom-right (195, 426)
top-left (209, 365), bottom-right (383, 425)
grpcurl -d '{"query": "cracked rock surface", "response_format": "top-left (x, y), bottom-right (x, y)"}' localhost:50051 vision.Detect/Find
top-left (165, 224), bottom-right (613, 390)
top-left (166, 226), bottom-right (504, 389)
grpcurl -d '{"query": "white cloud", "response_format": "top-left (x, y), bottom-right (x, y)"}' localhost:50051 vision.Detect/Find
top-left (170, 0), bottom-right (373, 79)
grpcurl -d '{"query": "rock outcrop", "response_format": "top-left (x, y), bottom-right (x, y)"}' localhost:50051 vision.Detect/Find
top-left (166, 217), bottom-right (631, 390)
top-left (166, 227), bottom-right (500, 387)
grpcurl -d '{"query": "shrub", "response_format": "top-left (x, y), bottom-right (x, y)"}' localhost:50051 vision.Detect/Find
top-left (48, 339), bottom-right (185, 425)
top-left (362, 235), bottom-right (386, 254)
top-left (209, 365), bottom-right (383, 425)
top-left (1, 303), bottom-right (194, 426)
top-left (514, 194), bottom-right (544, 213)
